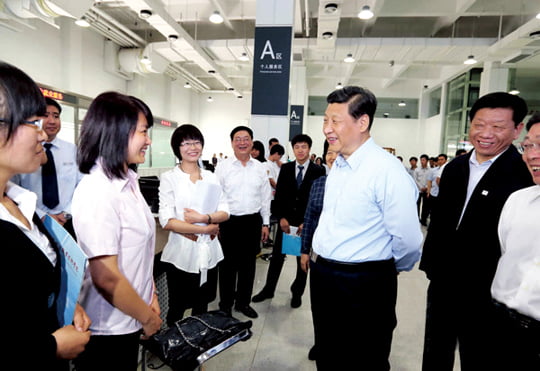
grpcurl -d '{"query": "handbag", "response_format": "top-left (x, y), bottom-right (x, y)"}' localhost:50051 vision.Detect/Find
top-left (140, 310), bottom-right (252, 370)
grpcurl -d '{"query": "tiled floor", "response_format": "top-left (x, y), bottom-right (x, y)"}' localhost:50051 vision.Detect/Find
top-left (140, 227), bottom-right (461, 371)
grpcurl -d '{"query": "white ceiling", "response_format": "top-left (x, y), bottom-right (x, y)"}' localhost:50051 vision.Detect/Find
top-left (2, 0), bottom-right (540, 100)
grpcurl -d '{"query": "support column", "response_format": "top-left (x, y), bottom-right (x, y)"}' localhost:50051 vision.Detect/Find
top-left (250, 0), bottom-right (295, 154)
top-left (479, 62), bottom-right (510, 96)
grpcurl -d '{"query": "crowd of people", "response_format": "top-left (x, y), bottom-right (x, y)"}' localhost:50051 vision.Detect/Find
top-left (1, 59), bottom-right (539, 371)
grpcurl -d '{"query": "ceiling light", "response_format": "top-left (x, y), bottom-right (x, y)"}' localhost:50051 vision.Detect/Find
top-left (324, 3), bottom-right (338, 14)
top-left (239, 52), bottom-right (249, 61)
top-left (168, 34), bottom-right (178, 42)
top-left (207, 96), bottom-right (213, 102)
top-left (358, 5), bottom-right (374, 20)
top-left (464, 55), bottom-right (477, 65)
top-left (344, 53), bottom-right (355, 63)
top-left (322, 31), bottom-right (334, 40)
top-left (209, 11), bottom-right (224, 24)
top-left (398, 100), bottom-right (406, 107)
top-left (335, 82), bottom-right (343, 89)
top-left (74, 17), bottom-right (90, 27)
top-left (184, 82), bottom-right (191, 88)
top-left (139, 9), bottom-right (152, 19)
top-left (383, 113), bottom-right (389, 118)
top-left (508, 89), bottom-right (520, 95)
top-left (140, 55), bottom-right (151, 65)
top-left (237, 95), bottom-right (243, 99)
top-left (208, 70), bottom-right (216, 74)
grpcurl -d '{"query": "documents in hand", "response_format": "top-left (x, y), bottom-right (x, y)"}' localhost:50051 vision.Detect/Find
top-left (282, 226), bottom-right (301, 256)
top-left (43, 215), bottom-right (88, 326)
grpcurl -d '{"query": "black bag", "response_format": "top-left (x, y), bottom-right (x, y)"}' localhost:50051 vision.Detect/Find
top-left (140, 310), bottom-right (252, 371)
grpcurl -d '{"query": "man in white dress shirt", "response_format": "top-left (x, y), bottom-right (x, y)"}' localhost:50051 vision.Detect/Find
top-left (215, 126), bottom-right (272, 319)
top-left (491, 112), bottom-right (540, 370)
top-left (18, 97), bottom-right (81, 237)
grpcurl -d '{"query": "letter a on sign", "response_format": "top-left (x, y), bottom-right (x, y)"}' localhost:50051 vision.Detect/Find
top-left (291, 110), bottom-right (298, 119)
top-left (260, 40), bottom-right (276, 59)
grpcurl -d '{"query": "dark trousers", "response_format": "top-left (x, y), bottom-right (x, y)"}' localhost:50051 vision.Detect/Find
top-left (165, 263), bottom-right (218, 326)
top-left (260, 229), bottom-right (307, 297)
top-left (310, 257), bottom-right (397, 371)
top-left (422, 280), bottom-right (498, 371)
top-left (73, 331), bottom-right (141, 371)
top-left (417, 191), bottom-right (429, 223)
top-left (218, 213), bottom-right (262, 310)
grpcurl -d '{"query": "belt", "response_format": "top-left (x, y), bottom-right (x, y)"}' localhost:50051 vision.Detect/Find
top-left (180, 233), bottom-right (216, 242)
top-left (493, 299), bottom-right (540, 331)
top-left (310, 251), bottom-right (395, 273)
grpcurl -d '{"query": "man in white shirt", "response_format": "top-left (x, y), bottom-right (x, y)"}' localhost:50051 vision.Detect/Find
top-left (491, 112), bottom-right (540, 370)
top-left (215, 126), bottom-right (272, 319)
top-left (414, 154), bottom-right (430, 226)
top-left (18, 97), bottom-right (82, 237)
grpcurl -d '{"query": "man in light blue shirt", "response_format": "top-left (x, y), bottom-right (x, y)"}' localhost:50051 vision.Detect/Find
top-left (18, 98), bottom-right (82, 236)
top-left (310, 86), bottom-right (422, 370)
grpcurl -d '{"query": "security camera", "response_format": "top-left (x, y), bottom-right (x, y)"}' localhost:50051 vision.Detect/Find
top-left (324, 3), bottom-right (338, 14)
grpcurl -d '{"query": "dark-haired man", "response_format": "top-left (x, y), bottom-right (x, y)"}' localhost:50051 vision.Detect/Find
top-left (253, 134), bottom-right (325, 308)
top-left (216, 126), bottom-right (272, 319)
top-left (310, 86), bottom-right (422, 370)
top-left (420, 92), bottom-right (534, 370)
top-left (18, 97), bottom-right (81, 237)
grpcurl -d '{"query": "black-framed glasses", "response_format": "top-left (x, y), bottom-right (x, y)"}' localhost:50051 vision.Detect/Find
top-left (0, 118), bottom-right (43, 131)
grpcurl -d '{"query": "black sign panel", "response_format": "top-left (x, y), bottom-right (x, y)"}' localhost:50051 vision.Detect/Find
top-left (289, 105), bottom-right (304, 138)
top-left (251, 26), bottom-right (292, 116)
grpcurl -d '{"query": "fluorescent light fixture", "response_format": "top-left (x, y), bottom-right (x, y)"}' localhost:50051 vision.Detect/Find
top-left (209, 11), bottom-right (224, 24)
top-left (184, 82), bottom-right (191, 88)
top-left (398, 100), bottom-right (406, 107)
top-left (336, 82), bottom-right (343, 89)
top-left (75, 18), bottom-right (90, 27)
top-left (358, 5), bottom-right (374, 20)
top-left (464, 55), bottom-right (477, 65)
top-left (239, 52), bottom-right (249, 61)
top-left (344, 53), bottom-right (355, 63)
top-left (508, 89), bottom-right (520, 95)
top-left (140, 56), bottom-right (151, 65)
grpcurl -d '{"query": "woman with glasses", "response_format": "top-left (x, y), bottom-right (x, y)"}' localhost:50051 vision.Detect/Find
top-left (158, 124), bottom-right (229, 325)
top-left (71, 92), bottom-right (162, 371)
top-left (0, 61), bottom-right (91, 370)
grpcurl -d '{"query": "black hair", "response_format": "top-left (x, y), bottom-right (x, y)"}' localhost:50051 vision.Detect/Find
top-left (409, 156), bottom-right (418, 162)
top-left (78, 92), bottom-right (153, 179)
top-left (170, 124), bottom-right (204, 161)
top-left (270, 143), bottom-right (285, 156)
top-left (45, 97), bottom-right (62, 114)
top-left (526, 111), bottom-right (540, 131)
top-left (326, 86), bottom-right (377, 130)
top-left (438, 153), bottom-right (448, 160)
top-left (0, 61), bottom-right (46, 142)
top-left (420, 154), bottom-right (429, 161)
top-left (230, 125), bottom-right (253, 140)
top-left (455, 149), bottom-right (467, 157)
top-left (251, 140), bottom-right (266, 162)
top-left (469, 92), bottom-right (528, 127)
top-left (291, 133), bottom-right (313, 148)
top-left (268, 137), bottom-right (279, 146)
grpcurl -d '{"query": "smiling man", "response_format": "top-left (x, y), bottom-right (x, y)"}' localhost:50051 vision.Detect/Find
top-left (309, 86), bottom-right (422, 370)
top-left (419, 92), bottom-right (534, 371)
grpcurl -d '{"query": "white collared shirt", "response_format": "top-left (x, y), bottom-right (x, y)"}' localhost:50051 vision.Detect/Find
top-left (295, 161), bottom-right (309, 182)
top-left (158, 166), bottom-right (228, 273)
top-left (72, 160), bottom-right (155, 335)
top-left (312, 138), bottom-right (422, 271)
top-left (0, 182), bottom-right (56, 264)
top-left (215, 156), bottom-right (272, 224)
top-left (491, 185), bottom-right (540, 321)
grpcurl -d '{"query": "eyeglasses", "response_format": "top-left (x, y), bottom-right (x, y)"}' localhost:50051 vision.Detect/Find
top-left (0, 118), bottom-right (43, 131)
top-left (180, 140), bottom-right (202, 148)
top-left (233, 137), bottom-right (251, 143)
top-left (519, 141), bottom-right (540, 153)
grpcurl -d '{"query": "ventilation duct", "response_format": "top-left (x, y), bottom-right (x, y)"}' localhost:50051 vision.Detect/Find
top-left (501, 50), bottom-right (535, 64)
top-left (118, 44), bottom-right (169, 75)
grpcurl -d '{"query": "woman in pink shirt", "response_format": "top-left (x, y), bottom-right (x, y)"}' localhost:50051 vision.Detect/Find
top-left (72, 92), bottom-right (162, 370)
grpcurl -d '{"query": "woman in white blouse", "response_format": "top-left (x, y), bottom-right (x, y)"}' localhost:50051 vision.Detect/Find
top-left (72, 92), bottom-right (162, 371)
top-left (159, 124), bottom-right (229, 326)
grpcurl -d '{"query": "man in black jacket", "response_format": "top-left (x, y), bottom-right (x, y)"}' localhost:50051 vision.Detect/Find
top-left (253, 134), bottom-right (325, 308)
top-left (419, 92), bottom-right (534, 371)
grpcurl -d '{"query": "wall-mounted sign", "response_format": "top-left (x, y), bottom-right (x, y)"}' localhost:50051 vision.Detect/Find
top-left (251, 26), bottom-right (292, 116)
top-left (289, 105), bottom-right (304, 138)
top-left (154, 117), bottom-right (177, 128)
top-left (39, 87), bottom-right (77, 104)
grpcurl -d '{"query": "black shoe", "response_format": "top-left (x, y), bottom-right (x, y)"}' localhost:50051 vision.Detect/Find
top-left (252, 290), bottom-right (273, 303)
top-left (291, 295), bottom-right (302, 308)
top-left (308, 345), bottom-right (317, 361)
top-left (234, 305), bottom-right (258, 318)
top-left (260, 253), bottom-right (272, 261)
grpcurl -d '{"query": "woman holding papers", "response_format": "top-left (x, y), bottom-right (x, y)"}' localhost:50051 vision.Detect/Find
top-left (72, 92), bottom-right (162, 371)
top-left (159, 124), bottom-right (229, 325)
top-left (0, 62), bottom-right (91, 370)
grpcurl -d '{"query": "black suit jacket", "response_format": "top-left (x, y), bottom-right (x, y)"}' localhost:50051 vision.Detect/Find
top-left (420, 145), bottom-right (533, 293)
top-left (273, 161), bottom-right (325, 226)
top-left (2, 214), bottom-right (65, 369)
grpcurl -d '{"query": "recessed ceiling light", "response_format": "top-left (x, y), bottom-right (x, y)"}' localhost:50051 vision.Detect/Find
top-left (209, 11), bottom-right (224, 24)
top-left (358, 5), bottom-right (374, 20)
top-left (344, 53), bottom-right (355, 63)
